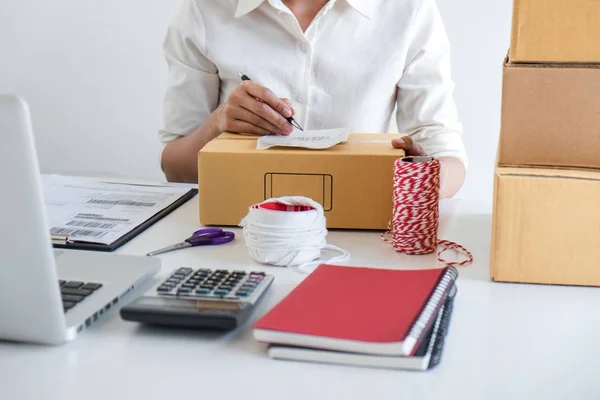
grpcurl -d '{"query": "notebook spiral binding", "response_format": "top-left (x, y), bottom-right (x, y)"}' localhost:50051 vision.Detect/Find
top-left (428, 284), bottom-right (457, 369)
top-left (405, 266), bottom-right (458, 352)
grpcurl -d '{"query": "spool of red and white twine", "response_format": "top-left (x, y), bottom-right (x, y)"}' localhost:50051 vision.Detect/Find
top-left (382, 156), bottom-right (473, 267)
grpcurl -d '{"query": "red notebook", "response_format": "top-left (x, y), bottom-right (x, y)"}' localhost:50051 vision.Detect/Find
top-left (253, 264), bottom-right (458, 356)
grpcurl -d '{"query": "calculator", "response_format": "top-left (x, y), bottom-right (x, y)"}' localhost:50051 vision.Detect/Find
top-left (120, 267), bottom-right (274, 330)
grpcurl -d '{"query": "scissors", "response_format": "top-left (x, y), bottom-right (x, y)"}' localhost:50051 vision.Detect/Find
top-left (146, 228), bottom-right (235, 256)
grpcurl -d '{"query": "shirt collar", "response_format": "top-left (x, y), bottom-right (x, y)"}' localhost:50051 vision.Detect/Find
top-left (234, 0), bottom-right (371, 19)
top-left (234, 0), bottom-right (265, 18)
top-left (344, 0), bottom-right (371, 18)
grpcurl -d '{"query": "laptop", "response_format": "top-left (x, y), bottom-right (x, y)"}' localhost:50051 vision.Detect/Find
top-left (0, 94), bottom-right (161, 345)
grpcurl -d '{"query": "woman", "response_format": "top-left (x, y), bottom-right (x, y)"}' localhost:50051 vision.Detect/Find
top-left (159, 0), bottom-right (467, 198)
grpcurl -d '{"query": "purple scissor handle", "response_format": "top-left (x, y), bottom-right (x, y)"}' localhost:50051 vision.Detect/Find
top-left (146, 228), bottom-right (235, 256)
top-left (186, 228), bottom-right (235, 246)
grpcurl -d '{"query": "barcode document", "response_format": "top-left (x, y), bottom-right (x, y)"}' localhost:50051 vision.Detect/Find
top-left (42, 175), bottom-right (192, 245)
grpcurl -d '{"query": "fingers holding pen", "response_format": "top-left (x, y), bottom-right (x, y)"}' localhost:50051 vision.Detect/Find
top-left (241, 81), bottom-right (294, 134)
top-left (215, 79), bottom-right (296, 136)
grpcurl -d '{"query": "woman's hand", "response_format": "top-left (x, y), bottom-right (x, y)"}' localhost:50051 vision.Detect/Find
top-left (392, 135), bottom-right (466, 198)
top-left (391, 135), bottom-right (427, 156)
top-left (213, 81), bottom-right (295, 136)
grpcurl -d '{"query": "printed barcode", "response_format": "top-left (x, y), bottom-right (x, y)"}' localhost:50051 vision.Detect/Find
top-left (66, 220), bottom-right (117, 229)
top-left (50, 227), bottom-right (107, 238)
top-left (86, 199), bottom-right (156, 207)
top-left (74, 213), bottom-right (130, 222)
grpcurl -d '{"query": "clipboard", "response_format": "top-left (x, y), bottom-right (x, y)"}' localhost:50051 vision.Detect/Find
top-left (51, 188), bottom-right (198, 252)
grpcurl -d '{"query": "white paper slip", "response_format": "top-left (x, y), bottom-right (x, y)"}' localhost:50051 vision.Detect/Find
top-left (256, 127), bottom-right (350, 150)
top-left (42, 175), bottom-right (195, 247)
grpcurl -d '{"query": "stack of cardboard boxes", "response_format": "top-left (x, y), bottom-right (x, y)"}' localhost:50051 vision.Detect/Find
top-left (490, 0), bottom-right (600, 286)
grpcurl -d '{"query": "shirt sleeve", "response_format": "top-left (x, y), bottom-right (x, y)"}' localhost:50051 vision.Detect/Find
top-left (395, 0), bottom-right (468, 169)
top-left (158, 0), bottom-right (220, 145)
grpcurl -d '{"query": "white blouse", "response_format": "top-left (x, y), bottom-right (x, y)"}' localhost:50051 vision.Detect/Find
top-left (159, 0), bottom-right (467, 168)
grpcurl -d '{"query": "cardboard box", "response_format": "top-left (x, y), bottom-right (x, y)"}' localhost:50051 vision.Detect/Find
top-left (490, 166), bottom-right (600, 287)
top-left (498, 60), bottom-right (600, 170)
top-left (197, 133), bottom-right (405, 230)
top-left (510, 0), bottom-right (600, 63)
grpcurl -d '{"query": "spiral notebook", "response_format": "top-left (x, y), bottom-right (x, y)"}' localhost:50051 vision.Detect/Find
top-left (267, 284), bottom-right (456, 371)
top-left (253, 264), bottom-right (458, 357)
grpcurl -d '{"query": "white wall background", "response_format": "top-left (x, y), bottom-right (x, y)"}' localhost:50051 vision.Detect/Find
top-left (0, 0), bottom-right (512, 206)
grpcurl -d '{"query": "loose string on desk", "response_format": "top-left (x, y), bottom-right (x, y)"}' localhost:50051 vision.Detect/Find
top-left (239, 196), bottom-right (350, 274)
top-left (382, 156), bottom-right (473, 267)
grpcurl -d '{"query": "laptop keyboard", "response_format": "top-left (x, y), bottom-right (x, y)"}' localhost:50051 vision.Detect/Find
top-left (58, 280), bottom-right (103, 312)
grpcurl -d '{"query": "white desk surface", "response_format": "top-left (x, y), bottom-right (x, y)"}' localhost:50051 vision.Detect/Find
top-left (2, 194), bottom-right (600, 400)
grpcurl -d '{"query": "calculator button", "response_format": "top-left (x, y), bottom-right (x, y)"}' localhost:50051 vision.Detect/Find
top-left (178, 267), bottom-right (193, 274)
top-left (157, 286), bottom-right (172, 292)
top-left (235, 291), bottom-right (249, 297)
top-left (177, 287), bottom-right (192, 294)
top-left (195, 288), bottom-right (211, 295)
top-left (214, 289), bottom-right (229, 296)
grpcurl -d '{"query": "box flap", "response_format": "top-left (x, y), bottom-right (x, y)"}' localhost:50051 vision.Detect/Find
top-left (214, 132), bottom-right (404, 141)
top-left (201, 133), bottom-right (406, 156)
top-left (496, 166), bottom-right (600, 181)
top-left (504, 59), bottom-right (600, 70)
top-left (214, 132), bottom-right (258, 140)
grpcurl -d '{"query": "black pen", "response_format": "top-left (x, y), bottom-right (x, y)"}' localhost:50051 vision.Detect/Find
top-left (238, 71), bottom-right (304, 131)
